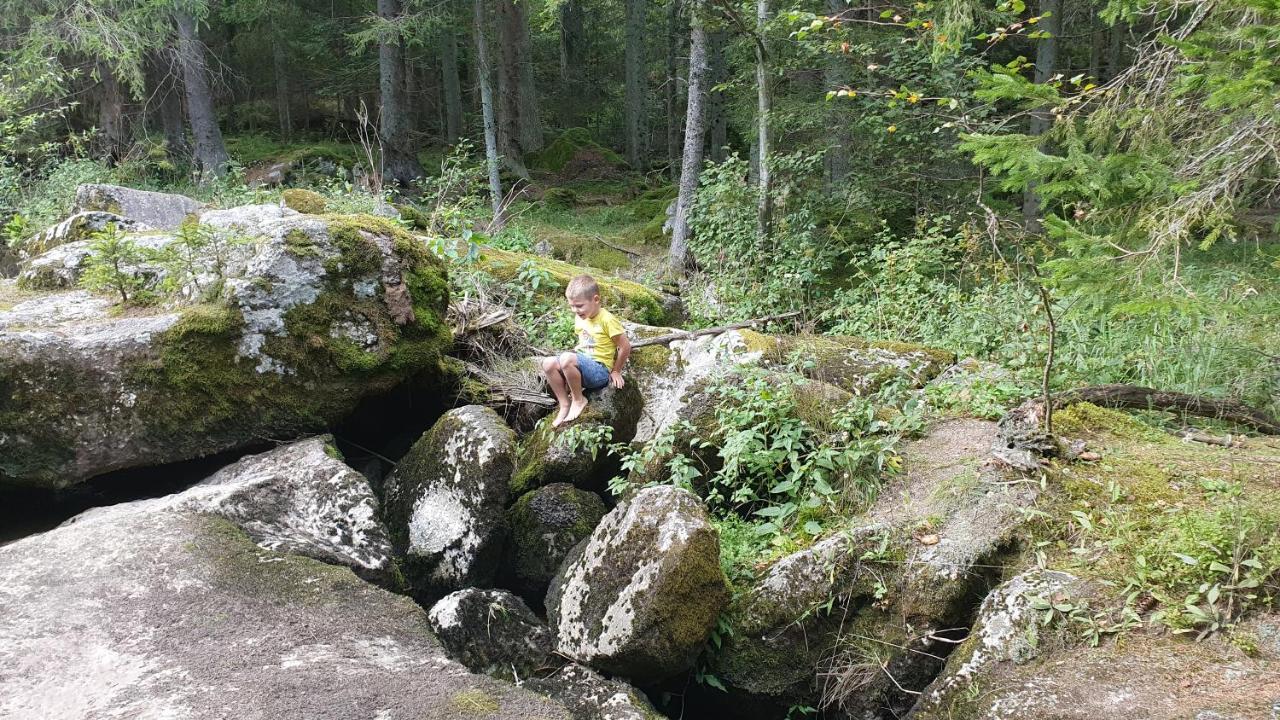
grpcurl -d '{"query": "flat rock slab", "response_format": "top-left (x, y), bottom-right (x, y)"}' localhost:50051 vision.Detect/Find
top-left (0, 490), bottom-right (569, 720)
top-left (75, 183), bottom-right (205, 230)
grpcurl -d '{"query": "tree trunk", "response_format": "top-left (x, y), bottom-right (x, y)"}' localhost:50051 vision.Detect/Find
top-left (669, 0), bottom-right (708, 275)
top-left (378, 0), bottom-right (425, 184)
top-left (558, 0), bottom-right (585, 127)
top-left (624, 0), bottom-right (646, 167)
top-left (1088, 14), bottom-right (1104, 80)
top-left (707, 31), bottom-right (727, 162)
top-left (174, 7), bottom-right (229, 178)
top-left (441, 18), bottom-right (464, 144)
top-left (1107, 19), bottom-right (1126, 80)
top-left (474, 0), bottom-right (505, 229)
top-left (96, 63), bottom-right (127, 163)
top-left (272, 32), bottom-right (291, 142)
top-left (823, 0), bottom-right (851, 186)
top-left (515, 1), bottom-right (543, 153)
top-left (1022, 0), bottom-right (1061, 232)
top-left (665, 0), bottom-right (685, 181)
top-left (754, 0), bottom-right (772, 241)
top-left (152, 53), bottom-right (189, 163)
top-left (495, 0), bottom-right (530, 177)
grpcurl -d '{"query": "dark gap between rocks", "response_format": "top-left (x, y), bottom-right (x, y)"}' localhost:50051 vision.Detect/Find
top-left (0, 444), bottom-right (267, 546)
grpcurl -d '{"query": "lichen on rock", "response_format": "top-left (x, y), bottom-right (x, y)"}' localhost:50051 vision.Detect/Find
top-left (502, 483), bottom-right (608, 603)
top-left (427, 588), bottom-right (555, 680)
top-left (546, 485), bottom-right (729, 683)
top-left (382, 405), bottom-right (516, 596)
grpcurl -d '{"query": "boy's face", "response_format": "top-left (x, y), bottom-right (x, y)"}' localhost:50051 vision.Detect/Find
top-left (566, 291), bottom-right (601, 319)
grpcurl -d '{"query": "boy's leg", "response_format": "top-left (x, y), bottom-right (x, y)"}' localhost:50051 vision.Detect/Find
top-left (558, 352), bottom-right (590, 423)
top-left (542, 356), bottom-right (572, 426)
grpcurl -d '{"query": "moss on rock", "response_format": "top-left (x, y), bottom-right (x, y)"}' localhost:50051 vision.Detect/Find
top-left (476, 245), bottom-right (668, 324)
top-left (281, 188), bottom-right (327, 214)
top-left (503, 483), bottom-right (608, 603)
top-left (528, 128), bottom-right (626, 173)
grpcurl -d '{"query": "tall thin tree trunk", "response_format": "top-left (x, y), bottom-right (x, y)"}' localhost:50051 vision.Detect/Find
top-left (174, 7), bottom-right (229, 178)
top-left (378, 0), bottom-right (425, 184)
top-left (624, 0), bottom-right (646, 167)
top-left (515, 1), bottom-right (542, 153)
top-left (495, 0), bottom-right (530, 177)
top-left (441, 19), bottom-right (464, 144)
top-left (96, 63), bottom-right (127, 163)
top-left (1107, 20), bottom-right (1126, 80)
top-left (1023, 0), bottom-right (1061, 232)
top-left (272, 32), bottom-right (291, 141)
top-left (665, 0), bottom-right (686, 181)
top-left (669, 0), bottom-right (708, 275)
top-left (707, 31), bottom-right (727, 162)
top-left (823, 0), bottom-right (851, 187)
top-left (558, 0), bottom-right (585, 127)
top-left (754, 0), bottom-right (772, 241)
top-left (474, 0), bottom-right (505, 229)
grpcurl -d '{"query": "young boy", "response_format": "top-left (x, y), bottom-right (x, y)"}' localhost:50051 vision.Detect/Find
top-left (540, 274), bottom-right (631, 427)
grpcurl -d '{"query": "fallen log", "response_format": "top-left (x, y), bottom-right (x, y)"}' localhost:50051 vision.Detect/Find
top-left (1057, 384), bottom-right (1280, 435)
top-left (630, 311), bottom-right (802, 349)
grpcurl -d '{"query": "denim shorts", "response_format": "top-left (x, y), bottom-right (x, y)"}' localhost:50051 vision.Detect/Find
top-left (575, 352), bottom-right (611, 390)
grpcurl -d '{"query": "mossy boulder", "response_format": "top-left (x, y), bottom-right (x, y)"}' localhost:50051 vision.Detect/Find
top-left (74, 183), bottom-right (205, 230)
top-left (382, 405), bottom-right (516, 597)
top-left (427, 588), bottom-right (556, 681)
top-left (526, 663), bottom-right (666, 720)
top-left (762, 333), bottom-right (956, 393)
top-left (529, 128), bottom-right (627, 175)
top-left (543, 187), bottom-right (580, 209)
top-left (475, 246), bottom-right (670, 324)
top-left (25, 211), bottom-right (149, 258)
top-left (542, 230), bottom-right (632, 273)
top-left (0, 468), bottom-right (571, 719)
top-left (0, 208), bottom-right (452, 489)
top-left (281, 188), bottom-right (327, 214)
top-left (546, 485), bottom-right (729, 683)
top-left (510, 382), bottom-right (643, 496)
top-left (502, 483), bottom-right (608, 604)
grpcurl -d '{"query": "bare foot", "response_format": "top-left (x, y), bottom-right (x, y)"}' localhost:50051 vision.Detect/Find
top-left (552, 404), bottom-right (571, 427)
top-left (564, 397), bottom-right (589, 424)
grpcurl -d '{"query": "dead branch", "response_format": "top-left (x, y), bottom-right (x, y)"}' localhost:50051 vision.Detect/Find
top-left (630, 311), bottom-right (801, 349)
top-left (1181, 430), bottom-right (1243, 448)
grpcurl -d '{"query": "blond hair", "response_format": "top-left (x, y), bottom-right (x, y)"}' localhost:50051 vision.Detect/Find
top-left (566, 274), bottom-right (600, 300)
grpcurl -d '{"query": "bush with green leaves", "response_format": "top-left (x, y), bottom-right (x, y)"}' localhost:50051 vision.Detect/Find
top-left (611, 367), bottom-right (919, 548)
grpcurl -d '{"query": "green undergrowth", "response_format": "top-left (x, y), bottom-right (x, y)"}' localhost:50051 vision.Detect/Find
top-left (1029, 404), bottom-right (1280, 643)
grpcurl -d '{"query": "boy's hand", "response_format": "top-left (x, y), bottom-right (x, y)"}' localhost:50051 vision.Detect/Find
top-left (609, 370), bottom-right (625, 388)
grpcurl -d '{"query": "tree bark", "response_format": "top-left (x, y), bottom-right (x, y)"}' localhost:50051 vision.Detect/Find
top-left (96, 63), bottom-right (127, 164)
top-left (1022, 0), bottom-right (1061, 232)
top-left (174, 6), bottom-right (229, 178)
top-left (378, 0), bottom-right (425, 184)
top-left (669, 0), bottom-right (708, 275)
top-left (495, 0), bottom-right (530, 177)
top-left (474, 0), bottom-right (505, 229)
top-left (754, 0), bottom-right (772, 241)
top-left (558, 0), bottom-right (585, 127)
top-left (1107, 20), bottom-right (1126, 80)
top-left (272, 31), bottom-right (291, 142)
top-left (152, 53), bottom-right (189, 163)
top-left (665, 0), bottom-right (686, 181)
top-left (707, 31), bottom-right (727, 163)
top-left (624, 0), bottom-right (646, 167)
top-left (441, 17), bottom-right (464, 145)
top-left (823, 0), bottom-right (851, 186)
top-left (515, 1), bottom-right (543, 153)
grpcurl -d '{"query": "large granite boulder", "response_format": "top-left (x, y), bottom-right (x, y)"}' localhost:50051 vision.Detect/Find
top-left (74, 183), bottom-right (205, 230)
top-left (0, 210), bottom-right (452, 489)
top-left (712, 418), bottom-right (1038, 716)
top-left (427, 588), bottom-right (555, 680)
top-left (0, 450), bottom-right (568, 719)
top-left (526, 664), bottom-right (665, 720)
top-left (179, 436), bottom-right (396, 583)
top-left (510, 382), bottom-right (642, 495)
top-left (546, 485), bottom-right (728, 683)
top-left (908, 573), bottom-right (1280, 720)
top-left (382, 405), bottom-right (516, 596)
top-left (503, 483), bottom-right (608, 604)
top-left (25, 210), bottom-right (150, 258)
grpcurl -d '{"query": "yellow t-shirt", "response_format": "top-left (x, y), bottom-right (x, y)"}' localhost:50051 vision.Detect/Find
top-left (574, 308), bottom-right (625, 370)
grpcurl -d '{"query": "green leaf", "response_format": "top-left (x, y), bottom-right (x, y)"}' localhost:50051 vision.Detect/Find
top-left (1173, 553), bottom-right (1199, 566)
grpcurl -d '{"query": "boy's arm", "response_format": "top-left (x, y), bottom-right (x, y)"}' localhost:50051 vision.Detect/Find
top-left (609, 333), bottom-right (631, 388)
